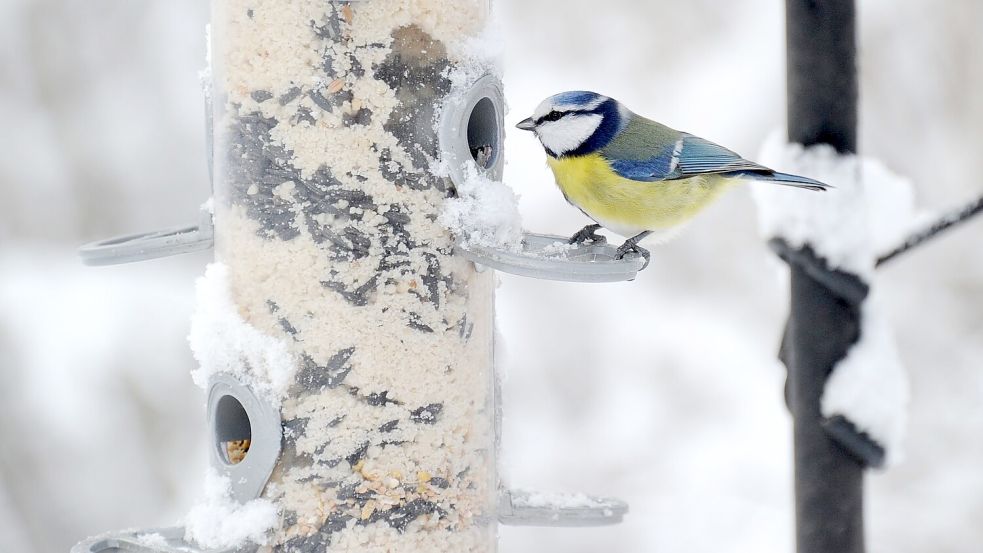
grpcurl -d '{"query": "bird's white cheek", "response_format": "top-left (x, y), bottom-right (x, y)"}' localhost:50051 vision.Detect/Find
top-left (536, 114), bottom-right (603, 156)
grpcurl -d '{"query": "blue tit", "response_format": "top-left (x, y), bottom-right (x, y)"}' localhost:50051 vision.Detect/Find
top-left (515, 91), bottom-right (828, 263)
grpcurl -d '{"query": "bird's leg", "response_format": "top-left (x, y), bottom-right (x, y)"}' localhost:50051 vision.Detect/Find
top-left (568, 223), bottom-right (607, 245)
top-left (615, 231), bottom-right (653, 270)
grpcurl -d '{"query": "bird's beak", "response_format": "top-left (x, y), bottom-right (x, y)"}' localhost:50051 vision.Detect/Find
top-left (515, 117), bottom-right (536, 131)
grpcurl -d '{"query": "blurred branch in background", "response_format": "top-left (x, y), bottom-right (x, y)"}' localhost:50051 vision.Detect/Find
top-left (877, 193), bottom-right (983, 267)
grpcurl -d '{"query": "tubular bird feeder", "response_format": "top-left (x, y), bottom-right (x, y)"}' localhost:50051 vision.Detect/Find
top-left (75, 2), bottom-right (632, 552)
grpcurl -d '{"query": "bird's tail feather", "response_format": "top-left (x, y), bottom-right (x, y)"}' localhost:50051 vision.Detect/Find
top-left (750, 171), bottom-right (831, 191)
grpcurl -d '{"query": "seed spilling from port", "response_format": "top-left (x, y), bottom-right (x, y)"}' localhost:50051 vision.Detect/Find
top-left (467, 96), bottom-right (498, 170)
top-left (214, 394), bottom-right (252, 465)
top-left (225, 439), bottom-right (251, 465)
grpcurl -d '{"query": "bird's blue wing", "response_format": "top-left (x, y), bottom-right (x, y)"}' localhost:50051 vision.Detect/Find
top-left (607, 133), bottom-right (767, 182)
top-left (607, 145), bottom-right (678, 181)
top-left (674, 135), bottom-right (766, 175)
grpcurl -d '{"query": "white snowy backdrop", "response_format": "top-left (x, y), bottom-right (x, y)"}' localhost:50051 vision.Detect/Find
top-left (1, 1), bottom-right (982, 552)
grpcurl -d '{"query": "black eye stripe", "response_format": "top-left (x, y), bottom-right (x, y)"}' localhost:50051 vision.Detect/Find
top-left (536, 109), bottom-right (591, 124)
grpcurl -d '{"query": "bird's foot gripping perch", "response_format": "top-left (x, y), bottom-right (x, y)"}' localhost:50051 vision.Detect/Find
top-left (568, 224), bottom-right (607, 245)
top-left (615, 231), bottom-right (653, 270)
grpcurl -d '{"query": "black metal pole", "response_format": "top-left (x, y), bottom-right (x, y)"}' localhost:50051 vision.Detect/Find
top-left (782, 2), bottom-right (866, 553)
top-left (787, 0), bottom-right (857, 153)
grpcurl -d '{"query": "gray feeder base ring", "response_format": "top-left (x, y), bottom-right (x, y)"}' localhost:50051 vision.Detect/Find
top-left (71, 489), bottom-right (628, 552)
top-left (498, 489), bottom-right (629, 527)
top-left (71, 527), bottom-right (232, 553)
top-left (457, 232), bottom-right (647, 283)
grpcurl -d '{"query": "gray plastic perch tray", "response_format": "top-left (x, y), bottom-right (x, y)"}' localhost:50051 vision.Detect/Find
top-left (72, 489), bottom-right (628, 553)
top-left (498, 489), bottom-right (629, 527)
top-left (79, 208), bottom-right (214, 266)
top-left (457, 232), bottom-right (647, 283)
top-left (72, 527), bottom-right (209, 553)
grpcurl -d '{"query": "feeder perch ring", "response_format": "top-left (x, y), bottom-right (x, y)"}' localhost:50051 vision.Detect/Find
top-left (78, 207), bottom-right (214, 266)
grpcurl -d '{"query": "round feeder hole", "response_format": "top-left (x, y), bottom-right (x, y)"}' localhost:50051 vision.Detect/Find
top-left (467, 96), bottom-right (500, 171)
top-left (438, 74), bottom-right (505, 190)
top-left (214, 394), bottom-right (252, 465)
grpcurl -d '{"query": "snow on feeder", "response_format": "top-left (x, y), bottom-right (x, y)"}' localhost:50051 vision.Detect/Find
top-left (75, 1), bottom-right (630, 552)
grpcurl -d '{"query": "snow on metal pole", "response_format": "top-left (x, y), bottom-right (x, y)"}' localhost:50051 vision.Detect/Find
top-left (780, 2), bottom-right (867, 553)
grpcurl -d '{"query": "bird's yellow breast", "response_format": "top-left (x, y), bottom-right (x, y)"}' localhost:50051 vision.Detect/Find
top-left (546, 153), bottom-right (736, 236)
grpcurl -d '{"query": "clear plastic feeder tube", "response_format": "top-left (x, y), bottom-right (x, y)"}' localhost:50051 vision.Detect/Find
top-left (209, 1), bottom-right (499, 551)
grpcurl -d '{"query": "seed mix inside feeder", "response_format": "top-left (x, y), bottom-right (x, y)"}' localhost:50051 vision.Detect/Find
top-left (74, 1), bottom-right (630, 552)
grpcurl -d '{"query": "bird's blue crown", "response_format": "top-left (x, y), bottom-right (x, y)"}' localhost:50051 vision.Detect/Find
top-left (536, 91), bottom-right (625, 158)
top-left (552, 91), bottom-right (604, 107)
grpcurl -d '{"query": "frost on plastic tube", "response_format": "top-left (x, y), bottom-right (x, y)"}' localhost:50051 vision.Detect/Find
top-left (750, 132), bottom-right (915, 466)
top-left (437, 21), bottom-right (522, 254)
top-left (184, 469), bottom-right (279, 550)
top-left (201, 1), bottom-right (500, 551)
top-left (188, 262), bottom-right (295, 405)
top-left (439, 164), bottom-right (523, 252)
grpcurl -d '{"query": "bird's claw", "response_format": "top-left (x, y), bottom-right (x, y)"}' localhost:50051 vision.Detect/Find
top-left (568, 224), bottom-right (607, 245)
top-left (615, 240), bottom-right (651, 270)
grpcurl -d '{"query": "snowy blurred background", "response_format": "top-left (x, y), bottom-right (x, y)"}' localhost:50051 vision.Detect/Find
top-left (2, 0), bottom-right (982, 552)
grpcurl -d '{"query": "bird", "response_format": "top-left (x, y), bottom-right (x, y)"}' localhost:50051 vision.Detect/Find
top-left (515, 91), bottom-right (829, 266)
